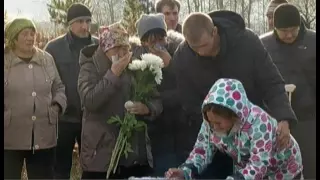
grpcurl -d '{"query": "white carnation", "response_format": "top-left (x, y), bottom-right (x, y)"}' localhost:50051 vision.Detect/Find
top-left (128, 60), bottom-right (142, 71)
top-left (124, 101), bottom-right (134, 109)
top-left (140, 53), bottom-right (164, 69)
top-left (128, 59), bottom-right (148, 71)
top-left (139, 53), bottom-right (164, 84)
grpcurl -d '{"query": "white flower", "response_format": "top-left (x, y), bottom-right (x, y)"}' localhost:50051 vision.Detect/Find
top-left (124, 101), bottom-right (134, 109)
top-left (140, 53), bottom-right (164, 84)
top-left (128, 59), bottom-right (148, 71)
top-left (140, 53), bottom-right (164, 69)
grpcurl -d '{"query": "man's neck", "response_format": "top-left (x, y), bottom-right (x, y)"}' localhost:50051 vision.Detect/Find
top-left (212, 34), bottom-right (221, 57)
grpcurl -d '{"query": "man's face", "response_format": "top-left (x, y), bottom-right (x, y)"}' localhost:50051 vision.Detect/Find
top-left (161, 5), bottom-right (179, 30)
top-left (70, 19), bottom-right (91, 38)
top-left (187, 31), bottom-right (215, 57)
top-left (275, 26), bottom-right (300, 44)
top-left (267, 13), bottom-right (274, 31)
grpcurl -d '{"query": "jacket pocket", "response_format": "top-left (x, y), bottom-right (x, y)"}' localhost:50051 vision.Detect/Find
top-left (4, 108), bottom-right (11, 127)
top-left (48, 106), bottom-right (58, 125)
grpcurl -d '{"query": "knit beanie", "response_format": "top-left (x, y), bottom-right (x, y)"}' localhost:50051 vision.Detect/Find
top-left (67, 3), bottom-right (92, 25)
top-left (99, 22), bottom-right (130, 53)
top-left (266, 0), bottom-right (288, 16)
top-left (4, 18), bottom-right (36, 49)
top-left (136, 13), bottom-right (167, 39)
top-left (274, 4), bottom-right (301, 28)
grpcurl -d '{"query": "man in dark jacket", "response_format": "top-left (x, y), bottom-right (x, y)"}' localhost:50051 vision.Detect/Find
top-left (265, 0), bottom-right (310, 31)
top-left (260, 4), bottom-right (316, 178)
top-left (155, 0), bottom-right (182, 33)
top-left (172, 11), bottom-right (297, 179)
top-left (44, 3), bottom-right (98, 179)
top-left (130, 13), bottom-right (184, 176)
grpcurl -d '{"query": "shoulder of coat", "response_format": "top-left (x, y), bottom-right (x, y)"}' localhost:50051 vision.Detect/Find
top-left (34, 47), bottom-right (55, 67)
top-left (259, 31), bottom-right (274, 41)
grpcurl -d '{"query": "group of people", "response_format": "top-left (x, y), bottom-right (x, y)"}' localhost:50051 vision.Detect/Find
top-left (4, 0), bottom-right (316, 179)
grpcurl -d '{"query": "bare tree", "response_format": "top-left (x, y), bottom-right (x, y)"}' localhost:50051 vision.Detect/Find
top-left (291, 0), bottom-right (316, 28)
top-left (233, 0), bottom-right (237, 12)
top-left (187, 0), bottom-right (191, 13)
top-left (241, 0), bottom-right (245, 18)
top-left (91, 0), bottom-right (123, 25)
top-left (193, 0), bottom-right (200, 12)
top-left (247, 0), bottom-right (253, 28)
top-left (217, 0), bottom-right (223, 10)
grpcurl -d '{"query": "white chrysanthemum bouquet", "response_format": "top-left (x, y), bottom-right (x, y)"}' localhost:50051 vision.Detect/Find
top-left (106, 53), bottom-right (164, 178)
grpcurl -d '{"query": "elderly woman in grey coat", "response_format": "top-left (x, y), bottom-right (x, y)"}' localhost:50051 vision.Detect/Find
top-left (78, 22), bottom-right (162, 179)
top-left (4, 18), bottom-right (66, 179)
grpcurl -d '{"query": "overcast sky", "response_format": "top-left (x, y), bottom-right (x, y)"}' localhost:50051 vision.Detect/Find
top-left (4, 0), bottom-right (50, 21)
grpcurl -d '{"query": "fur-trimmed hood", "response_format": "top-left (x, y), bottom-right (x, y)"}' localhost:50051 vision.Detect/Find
top-left (129, 30), bottom-right (184, 59)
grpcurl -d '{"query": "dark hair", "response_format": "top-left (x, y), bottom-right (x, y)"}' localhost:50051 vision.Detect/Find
top-left (202, 103), bottom-right (239, 122)
top-left (155, 0), bottom-right (181, 13)
top-left (141, 28), bottom-right (166, 42)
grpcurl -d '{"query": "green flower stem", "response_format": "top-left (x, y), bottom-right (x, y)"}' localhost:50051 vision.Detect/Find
top-left (107, 129), bottom-right (123, 178)
top-left (113, 136), bottom-right (127, 174)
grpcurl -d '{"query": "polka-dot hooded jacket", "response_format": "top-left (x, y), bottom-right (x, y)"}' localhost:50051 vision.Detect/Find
top-left (179, 78), bottom-right (303, 180)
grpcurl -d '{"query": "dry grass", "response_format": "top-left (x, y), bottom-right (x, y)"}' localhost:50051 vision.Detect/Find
top-left (21, 143), bottom-right (82, 180)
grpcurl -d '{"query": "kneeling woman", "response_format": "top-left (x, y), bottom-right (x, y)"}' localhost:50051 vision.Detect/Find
top-left (166, 78), bottom-right (303, 180)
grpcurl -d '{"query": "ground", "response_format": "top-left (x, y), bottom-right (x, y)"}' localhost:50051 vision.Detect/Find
top-left (21, 144), bottom-right (81, 180)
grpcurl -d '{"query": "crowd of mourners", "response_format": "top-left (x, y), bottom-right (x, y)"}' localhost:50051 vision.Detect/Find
top-left (4, 0), bottom-right (316, 179)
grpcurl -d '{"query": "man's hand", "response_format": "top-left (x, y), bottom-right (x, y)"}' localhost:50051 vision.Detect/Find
top-left (165, 168), bottom-right (185, 180)
top-left (276, 121), bottom-right (291, 151)
top-left (111, 52), bottom-right (132, 77)
top-left (126, 102), bottom-right (150, 115)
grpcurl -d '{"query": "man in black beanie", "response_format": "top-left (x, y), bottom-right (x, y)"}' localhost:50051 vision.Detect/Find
top-left (260, 4), bottom-right (316, 178)
top-left (44, 3), bottom-right (98, 179)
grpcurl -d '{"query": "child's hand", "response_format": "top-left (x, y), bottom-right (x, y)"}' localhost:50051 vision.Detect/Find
top-left (165, 168), bottom-right (185, 179)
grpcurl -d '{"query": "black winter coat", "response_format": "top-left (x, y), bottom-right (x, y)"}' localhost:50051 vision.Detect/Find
top-left (172, 10), bottom-right (297, 156)
top-left (260, 24), bottom-right (316, 122)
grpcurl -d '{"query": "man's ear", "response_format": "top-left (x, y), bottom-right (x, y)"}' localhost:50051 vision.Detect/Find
top-left (212, 26), bottom-right (218, 36)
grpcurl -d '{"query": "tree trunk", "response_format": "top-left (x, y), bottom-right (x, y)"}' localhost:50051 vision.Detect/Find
top-left (193, 0), bottom-right (200, 12)
top-left (218, 0), bottom-right (223, 10)
top-left (241, 0), bottom-right (245, 20)
top-left (107, 0), bottom-right (115, 23)
top-left (187, 0), bottom-right (191, 13)
top-left (262, 0), bottom-right (266, 32)
top-left (247, 0), bottom-right (252, 28)
top-left (234, 0), bottom-right (237, 12)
